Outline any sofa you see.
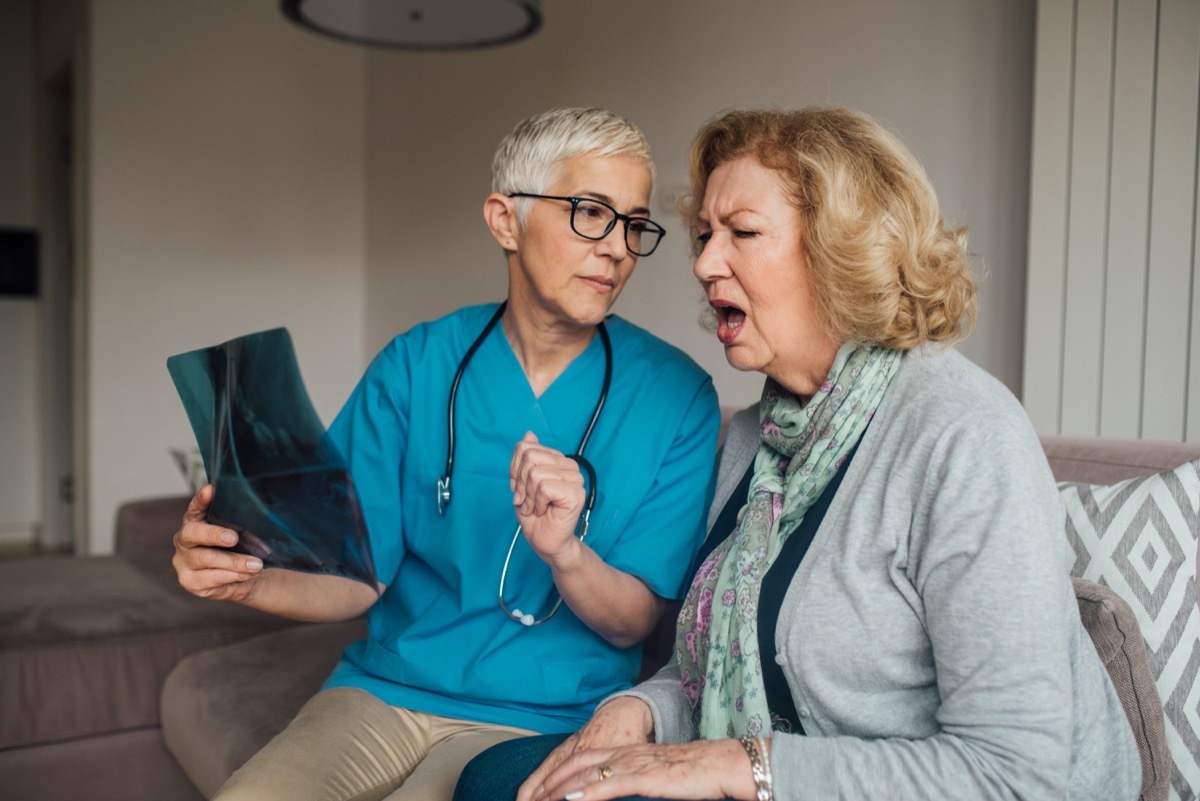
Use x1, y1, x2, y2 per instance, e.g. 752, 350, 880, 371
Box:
2, 434, 1198, 801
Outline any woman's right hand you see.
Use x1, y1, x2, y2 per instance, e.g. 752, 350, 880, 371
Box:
171, 484, 264, 603
517, 696, 655, 801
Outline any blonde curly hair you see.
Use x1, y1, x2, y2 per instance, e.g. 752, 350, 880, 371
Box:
684, 107, 977, 349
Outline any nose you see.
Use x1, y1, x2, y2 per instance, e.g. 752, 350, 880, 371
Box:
596, 221, 631, 261
692, 236, 728, 282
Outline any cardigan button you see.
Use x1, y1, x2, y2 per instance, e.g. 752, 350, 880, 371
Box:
774, 654, 785, 665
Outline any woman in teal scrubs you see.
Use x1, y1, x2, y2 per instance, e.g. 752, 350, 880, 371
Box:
171, 107, 720, 801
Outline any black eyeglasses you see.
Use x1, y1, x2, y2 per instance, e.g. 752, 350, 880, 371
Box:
509, 193, 666, 256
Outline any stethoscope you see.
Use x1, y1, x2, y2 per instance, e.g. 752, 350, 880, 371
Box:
437, 301, 612, 626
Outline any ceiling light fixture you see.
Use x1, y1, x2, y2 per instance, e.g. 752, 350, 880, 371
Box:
280, 0, 543, 50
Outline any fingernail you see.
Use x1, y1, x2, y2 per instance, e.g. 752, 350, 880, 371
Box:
246, 558, 263, 571
220, 531, 237, 546
565, 792, 585, 800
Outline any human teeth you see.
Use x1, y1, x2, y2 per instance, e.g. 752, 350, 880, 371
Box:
726, 309, 746, 328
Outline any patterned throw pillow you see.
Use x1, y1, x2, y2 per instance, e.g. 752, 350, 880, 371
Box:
1059, 459, 1200, 801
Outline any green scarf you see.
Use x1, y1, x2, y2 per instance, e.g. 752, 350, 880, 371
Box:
675, 343, 902, 738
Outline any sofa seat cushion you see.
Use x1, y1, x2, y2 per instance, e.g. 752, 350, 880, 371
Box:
161, 618, 366, 798
0, 555, 293, 749
0, 727, 204, 801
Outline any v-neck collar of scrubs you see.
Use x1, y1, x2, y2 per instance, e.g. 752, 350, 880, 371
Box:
477, 312, 609, 453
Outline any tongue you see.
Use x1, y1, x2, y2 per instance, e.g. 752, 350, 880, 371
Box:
717, 309, 746, 344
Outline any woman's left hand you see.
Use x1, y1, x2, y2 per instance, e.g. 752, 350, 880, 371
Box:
510, 432, 588, 568
534, 739, 759, 801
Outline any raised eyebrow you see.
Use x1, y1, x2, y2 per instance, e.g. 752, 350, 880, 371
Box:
578, 191, 651, 218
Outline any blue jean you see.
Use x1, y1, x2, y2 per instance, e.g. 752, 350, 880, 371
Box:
452, 733, 734, 801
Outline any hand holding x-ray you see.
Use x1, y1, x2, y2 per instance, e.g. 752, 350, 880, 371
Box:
167, 328, 376, 590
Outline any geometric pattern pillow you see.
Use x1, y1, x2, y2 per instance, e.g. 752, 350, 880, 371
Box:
1059, 459, 1200, 801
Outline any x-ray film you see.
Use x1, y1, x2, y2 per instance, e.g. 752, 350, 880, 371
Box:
167, 328, 376, 590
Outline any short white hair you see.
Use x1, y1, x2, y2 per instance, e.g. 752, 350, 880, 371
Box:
491, 107, 655, 224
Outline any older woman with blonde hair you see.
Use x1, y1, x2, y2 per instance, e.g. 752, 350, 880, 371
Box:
454, 106, 1141, 801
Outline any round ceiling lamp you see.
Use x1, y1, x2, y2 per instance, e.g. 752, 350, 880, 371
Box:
280, 0, 542, 50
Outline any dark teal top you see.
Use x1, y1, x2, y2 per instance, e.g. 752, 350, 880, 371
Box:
697, 440, 859, 734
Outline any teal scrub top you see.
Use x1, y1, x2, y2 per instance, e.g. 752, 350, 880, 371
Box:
322, 304, 720, 733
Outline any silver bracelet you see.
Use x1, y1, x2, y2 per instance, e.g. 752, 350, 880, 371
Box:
738, 735, 773, 801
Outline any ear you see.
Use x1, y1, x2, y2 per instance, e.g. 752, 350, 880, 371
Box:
483, 193, 520, 252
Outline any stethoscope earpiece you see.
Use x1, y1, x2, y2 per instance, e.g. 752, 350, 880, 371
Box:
438, 301, 612, 628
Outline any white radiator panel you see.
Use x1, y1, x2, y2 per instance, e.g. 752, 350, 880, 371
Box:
1025, 0, 1200, 441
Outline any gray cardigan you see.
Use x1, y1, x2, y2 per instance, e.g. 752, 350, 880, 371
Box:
623, 346, 1141, 800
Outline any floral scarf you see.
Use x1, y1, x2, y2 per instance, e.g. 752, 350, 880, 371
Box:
676, 343, 902, 738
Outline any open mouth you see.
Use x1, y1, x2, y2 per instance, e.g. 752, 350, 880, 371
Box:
710, 300, 746, 344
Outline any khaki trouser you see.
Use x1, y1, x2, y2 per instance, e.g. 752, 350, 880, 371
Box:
214, 687, 535, 801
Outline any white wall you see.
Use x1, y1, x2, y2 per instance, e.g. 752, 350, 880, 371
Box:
47, 0, 1037, 553
0, 0, 36, 225
86, 0, 368, 554
361, 0, 1036, 409
0, 0, 40, 545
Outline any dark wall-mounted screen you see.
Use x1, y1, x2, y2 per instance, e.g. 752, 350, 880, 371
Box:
0, 228, 39, 298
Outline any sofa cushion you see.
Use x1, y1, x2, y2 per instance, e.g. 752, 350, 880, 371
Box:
1058, 459, 1200, 801
1041, 436, 1200, 486
0, 727, 203, 801
161, 618, 367, 798
113, 493, 191, 575
0, 555, 292, 749
1073, 577, 1169, 801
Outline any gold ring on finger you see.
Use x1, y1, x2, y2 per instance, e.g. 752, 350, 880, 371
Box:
597, 765, 613, 782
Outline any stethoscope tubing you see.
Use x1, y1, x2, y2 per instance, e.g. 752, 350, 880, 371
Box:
438, 301, 611, 626
438, 303, 507, 515
498, 453, 597, 626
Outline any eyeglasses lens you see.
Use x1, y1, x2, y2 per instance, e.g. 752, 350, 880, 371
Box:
571, 199, 662, 256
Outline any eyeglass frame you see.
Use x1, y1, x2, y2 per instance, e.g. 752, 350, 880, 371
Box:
507, 192, 666, 256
